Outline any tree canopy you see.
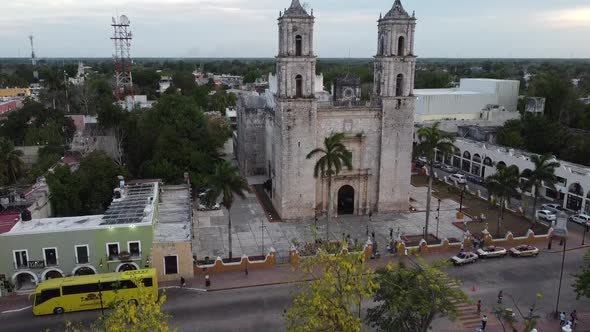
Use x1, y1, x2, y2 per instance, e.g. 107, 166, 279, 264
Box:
574, 251, 590, 300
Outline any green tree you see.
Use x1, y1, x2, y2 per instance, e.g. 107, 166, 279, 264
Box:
286, 251, 376, 332
415, 122, 456, 240
574, 251, 590, 300
366, 259, 467, 332
205, 161, 250, 259
496, 119, 525, 149
0, 138, 25, 185
520, 154, 560, 223
47, 165, 83, 216
306, 133, 352, 241
485, 164, 521, 236
492, 293, 543, 332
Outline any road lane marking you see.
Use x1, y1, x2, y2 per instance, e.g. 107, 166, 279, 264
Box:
1, 305, 31, 314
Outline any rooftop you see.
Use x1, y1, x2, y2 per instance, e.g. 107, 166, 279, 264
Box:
414, 89, 484, 96
282, 0, 311, 18
2, 181, 159, 236
154, 185, 191, 243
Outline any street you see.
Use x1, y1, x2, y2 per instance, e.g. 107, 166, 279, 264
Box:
1, 246, 588, 332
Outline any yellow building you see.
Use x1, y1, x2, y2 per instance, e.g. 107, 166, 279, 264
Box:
152, 184, 194, 282
0, 88, 31, 98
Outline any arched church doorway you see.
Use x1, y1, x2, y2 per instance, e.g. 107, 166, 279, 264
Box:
338, 185, 355, 215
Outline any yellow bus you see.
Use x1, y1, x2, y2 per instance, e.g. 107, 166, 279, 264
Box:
32, 269, 158, 316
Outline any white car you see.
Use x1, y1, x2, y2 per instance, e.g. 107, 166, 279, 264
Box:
441, 165, 455, 173
476, 246, 508, 258
569, 214, 590, 226
541, 203, 562, 212
450, 252, 478, 266
536, 210, 557, 221
198, 203, 220, 211
450, 174, 467, 184
509, 245, 539, 257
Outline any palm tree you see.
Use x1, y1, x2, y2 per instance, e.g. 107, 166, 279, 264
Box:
307, 133, 352, 241
415, 122, 456, 240
521, 154, 560, 223
0, 138, 24, 185
206, 161, 250, 260
485, 164, 521, 237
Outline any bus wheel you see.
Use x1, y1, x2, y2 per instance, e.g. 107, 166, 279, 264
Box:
54, 307, 64, 315
129, 299, 138, 306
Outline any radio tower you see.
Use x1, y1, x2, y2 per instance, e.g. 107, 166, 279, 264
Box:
29, 35, 39, 81
111, 15, 134, 101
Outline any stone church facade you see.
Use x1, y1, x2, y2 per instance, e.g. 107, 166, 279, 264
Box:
235, 0, 417, 221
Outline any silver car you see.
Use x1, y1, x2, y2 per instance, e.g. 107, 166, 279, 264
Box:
450, 252, 478, 266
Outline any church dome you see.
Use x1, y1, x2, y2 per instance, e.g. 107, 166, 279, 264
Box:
283, 0, 311, 18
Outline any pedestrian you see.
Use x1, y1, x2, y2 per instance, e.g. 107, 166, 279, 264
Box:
481, 315, 488, 330
244, 267, 249, 276
560, 311, 566, 326
497, 290, 503, 304
180, 276, 186, 288
371, 231, 375, 239
477, 300, 482, 314
571, 310, 578, 327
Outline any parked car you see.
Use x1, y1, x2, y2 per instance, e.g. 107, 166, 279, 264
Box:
541, 203, 562, 212
569, 214, 590, 226
536, 210, 557, 222
441, 165, 455, 173
450, 174, 467, 184
198, 203, 220, 211
467, 175, 484, 185
509, 245, 539, 257
476, 246, 507, 258
450, 252, 478, 266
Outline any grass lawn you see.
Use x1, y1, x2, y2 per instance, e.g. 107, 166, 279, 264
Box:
411, 175, 549, 238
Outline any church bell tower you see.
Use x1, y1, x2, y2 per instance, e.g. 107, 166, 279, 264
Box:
272, 0, 318, 220
374, 0, 417, 212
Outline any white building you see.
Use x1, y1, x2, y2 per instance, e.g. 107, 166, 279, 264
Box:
415, 78, 520, 123
158, 76, 172, 94
439, 138, 590, 214
117, 95, 155, 111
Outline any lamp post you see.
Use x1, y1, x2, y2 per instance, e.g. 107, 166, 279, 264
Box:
583, 224, 588, 246
436, 198, 442, 239
459, 184, 466, 213
553, 211, 569, 317
98, 280, 105, 317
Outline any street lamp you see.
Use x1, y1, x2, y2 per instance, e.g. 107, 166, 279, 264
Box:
98, 280, 105, 317
459, 184, 466, 213
553, 211, 569, 317
436, 198, 442, 239
583, 224, 588, 246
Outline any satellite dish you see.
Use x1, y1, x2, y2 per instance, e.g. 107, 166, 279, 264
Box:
119, 15, 130, 25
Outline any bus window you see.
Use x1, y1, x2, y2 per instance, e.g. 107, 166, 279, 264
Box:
35, 289, 61, 305
142, 278, 153, 287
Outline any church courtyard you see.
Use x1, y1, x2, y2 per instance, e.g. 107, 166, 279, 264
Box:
192, 186, 469, 262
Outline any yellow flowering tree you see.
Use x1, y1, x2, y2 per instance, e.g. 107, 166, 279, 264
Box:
100, 279, 173, 332
286, 250, 377, 332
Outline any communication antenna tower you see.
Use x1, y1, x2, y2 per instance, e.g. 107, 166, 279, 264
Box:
111, 15, 134, 101
29, 35, 39, 80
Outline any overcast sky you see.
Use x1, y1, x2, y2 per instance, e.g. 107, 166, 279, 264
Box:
2, 0, 590, 58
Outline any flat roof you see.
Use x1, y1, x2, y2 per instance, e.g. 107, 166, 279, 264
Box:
2, 181, 159, 236
414, 89, 484, 96
154, 185, 191, 243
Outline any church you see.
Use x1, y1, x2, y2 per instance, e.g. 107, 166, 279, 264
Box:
235, 0, 417, 221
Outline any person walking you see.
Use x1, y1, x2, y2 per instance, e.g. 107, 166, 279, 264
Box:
477, 300, 482, 314
497, 290, 503, 304
481, 315, 488, 330
571, 310, 578, 327
180, 276, 186, 288
244, 267, 249, 276
560, 311, 566, 326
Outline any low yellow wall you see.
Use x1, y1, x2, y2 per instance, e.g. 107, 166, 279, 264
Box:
194, 251, 276, 275
152, 241, 194, 282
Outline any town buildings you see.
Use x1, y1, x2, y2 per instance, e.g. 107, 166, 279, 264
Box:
0, 180, 194, 292
235, 0, 416, 220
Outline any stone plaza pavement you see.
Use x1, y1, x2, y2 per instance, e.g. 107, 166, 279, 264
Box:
193, 186, 468, 261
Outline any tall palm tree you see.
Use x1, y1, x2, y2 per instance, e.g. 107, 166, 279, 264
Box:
307, 133, 352, 241
206, 161, 250, 260
521, 154, 560, 223
0, 138, 24, 185
415, 122, 456, 240
485, 164, 521, 237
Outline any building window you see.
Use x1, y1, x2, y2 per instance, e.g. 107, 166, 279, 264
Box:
43, 248, 58, 266
164, 256, 178, 275
295, 35, 302, 56
75, 245, 89, 264
379, 35, 385, 55
398, 36, 405, 56
295, 75, 303, 98
13, 250, 28, 269
107, 243, 120, 261
396, 74, 404, 97
128, 241, 141, 258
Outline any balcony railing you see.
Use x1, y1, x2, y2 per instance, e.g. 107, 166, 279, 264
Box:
108, 251, 142, 262
76, 256, 89, 264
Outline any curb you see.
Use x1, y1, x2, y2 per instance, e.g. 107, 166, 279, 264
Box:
206, 278, 314, 292
542, 244, 590, 254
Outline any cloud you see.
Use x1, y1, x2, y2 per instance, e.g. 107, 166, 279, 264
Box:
536, 6, 590, 28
